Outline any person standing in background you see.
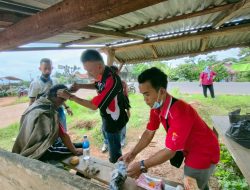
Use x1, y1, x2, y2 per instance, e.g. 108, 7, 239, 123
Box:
199, 66, 216, 98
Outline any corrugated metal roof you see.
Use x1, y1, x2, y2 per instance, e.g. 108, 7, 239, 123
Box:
1, 0, 250, 64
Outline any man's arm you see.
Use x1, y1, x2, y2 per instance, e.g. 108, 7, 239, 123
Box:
60, 132, 82, 155
119, 129, 155, 164
131, 129, 155, 156
70, 95, 98, 110
144, 148, 175, 168
127, 148, 176, 178
70, 83, 96, 92
29, 98, 36, 106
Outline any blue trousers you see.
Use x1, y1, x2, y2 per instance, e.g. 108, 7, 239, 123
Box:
101, 119, 123, 163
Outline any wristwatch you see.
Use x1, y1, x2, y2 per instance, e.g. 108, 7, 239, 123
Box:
140, 160, 147, 173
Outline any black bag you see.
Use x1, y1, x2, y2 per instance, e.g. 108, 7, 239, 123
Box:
226, 109, 250, 149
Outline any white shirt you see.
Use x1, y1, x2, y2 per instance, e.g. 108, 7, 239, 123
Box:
28, 77, 56, 99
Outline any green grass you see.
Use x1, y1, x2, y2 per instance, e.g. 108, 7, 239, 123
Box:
14, 96, 29, 104
0, 123, 19, 151
232, 63, 250, 72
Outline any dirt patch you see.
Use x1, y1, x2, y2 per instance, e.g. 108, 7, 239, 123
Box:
69, 120, 98, 130
0, 97, 18, 107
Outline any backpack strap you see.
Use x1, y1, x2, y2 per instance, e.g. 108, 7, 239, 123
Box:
165, 97, 184, 168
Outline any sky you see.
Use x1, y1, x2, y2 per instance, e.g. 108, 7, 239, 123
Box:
0, 47, 240, 81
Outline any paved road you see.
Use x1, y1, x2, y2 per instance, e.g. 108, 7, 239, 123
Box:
132, 82, 250, 95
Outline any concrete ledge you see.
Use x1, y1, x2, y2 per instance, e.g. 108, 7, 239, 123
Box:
0, 149, 105, 190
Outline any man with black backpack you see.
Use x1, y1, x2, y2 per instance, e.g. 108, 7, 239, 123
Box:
57, 50, 129, 163
119, 67, 220, 190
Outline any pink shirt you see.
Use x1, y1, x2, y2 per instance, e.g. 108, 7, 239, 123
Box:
200, 71, 216, 85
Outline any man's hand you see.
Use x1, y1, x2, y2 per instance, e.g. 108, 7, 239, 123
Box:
66, 107, 73, 116
57, 89, 72, 100
75, 148, 83, 156
118, 151, 136, 164
69, 83, 80, 93
127, 161, 142, 179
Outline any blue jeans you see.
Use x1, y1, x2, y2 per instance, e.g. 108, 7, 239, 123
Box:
104, 130, 122, 163
102, 125, 126, 145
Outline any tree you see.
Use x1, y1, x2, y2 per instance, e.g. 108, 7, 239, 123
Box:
55, 65, 80, 84
212, 64, 229, 82
238, 47, 250, 57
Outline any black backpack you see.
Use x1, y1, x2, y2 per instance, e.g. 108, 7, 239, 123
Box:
226, 109, 250, 149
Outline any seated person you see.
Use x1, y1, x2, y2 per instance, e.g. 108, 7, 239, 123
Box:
12, 84, 82, 161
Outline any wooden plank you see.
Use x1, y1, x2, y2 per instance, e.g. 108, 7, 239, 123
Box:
7, 46, 104, 51
213, 0, 250, 28
61, 36, 100, 47
0, 0, 166, 51
200, 37, 208, 52
212, 116, 250, 186
62, 156, 181, 190
81, 27, 144, 40
150, 45, 158, 58
114, 23, 250, 52
107, 48, 115, 66
121, 3, 238, 32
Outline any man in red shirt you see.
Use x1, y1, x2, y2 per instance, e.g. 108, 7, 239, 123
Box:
199, 66, 216, 98
120, 67, 220, 190
57, 50, 129, 163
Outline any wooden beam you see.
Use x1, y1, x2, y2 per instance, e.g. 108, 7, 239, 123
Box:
121, 43, 250, 64
114, 23, 250, 52
213, 0, 250, 28
107, 48, 115, 66
61, 36, 100, 47
0, 0, 166, 51
150, 45, 158, 58
6, 46, 104, 51
118, 63, 124, 73
115, 56, 125, 65
121, 3, 238, 32
81, 27, 144, 40
200, 37, 208, 52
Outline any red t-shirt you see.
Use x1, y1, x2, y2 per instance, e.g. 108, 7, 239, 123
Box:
147, 95, 220, 169
58, 123, 66, 138
200, 71, 216, 85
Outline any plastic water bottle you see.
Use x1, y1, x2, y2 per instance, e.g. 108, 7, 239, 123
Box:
82, 135, 90, 160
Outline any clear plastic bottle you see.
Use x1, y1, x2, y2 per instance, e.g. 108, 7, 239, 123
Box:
82, 135, 90, 160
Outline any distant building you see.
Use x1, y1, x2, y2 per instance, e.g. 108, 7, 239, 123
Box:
74, 72, 91, 84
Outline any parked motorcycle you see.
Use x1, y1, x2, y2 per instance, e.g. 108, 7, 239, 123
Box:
128, 83, 136, 94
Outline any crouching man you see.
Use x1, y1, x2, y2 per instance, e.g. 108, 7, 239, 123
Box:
12, 84, 82, 161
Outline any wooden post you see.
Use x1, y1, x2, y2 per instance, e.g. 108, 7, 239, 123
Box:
107, 48, 115, 66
